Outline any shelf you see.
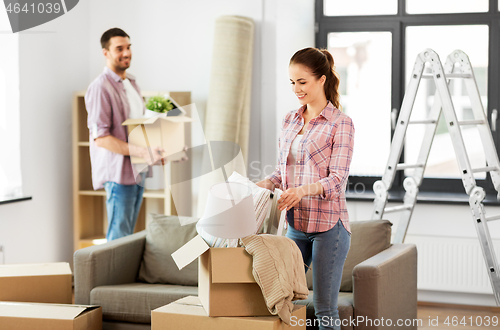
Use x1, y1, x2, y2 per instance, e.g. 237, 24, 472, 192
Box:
78, 236, 107, 249
79, 190, 106, 196
80, 235, 107, 242
143, 190, 166, 198
73, 91, 190, 251
79, 189, 165, 198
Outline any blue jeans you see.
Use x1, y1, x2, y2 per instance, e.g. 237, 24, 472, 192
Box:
286, 218, 351, 330
103, 175, 145, 241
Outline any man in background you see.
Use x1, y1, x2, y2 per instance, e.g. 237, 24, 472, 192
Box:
85, 28, 165, 241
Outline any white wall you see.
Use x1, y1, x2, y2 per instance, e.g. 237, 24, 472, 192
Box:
348, 201, 500, 239
0, 1, 91, 264
348, 200, 500, 306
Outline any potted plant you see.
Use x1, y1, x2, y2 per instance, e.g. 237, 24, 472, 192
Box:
144, 94, 174, 118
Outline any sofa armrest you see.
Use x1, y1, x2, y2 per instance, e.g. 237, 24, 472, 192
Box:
74, 231, 147, 305
352, 243, 417, 330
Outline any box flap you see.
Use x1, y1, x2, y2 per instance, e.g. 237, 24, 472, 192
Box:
0, 262, 72, 277
161, 116, 193, 123
122, 116, 161, 126
153, 296, 205, 316
171, 235, 209, 270
210, 248, 255, 283
122, 114, 193, 126
0, 302, 98, 320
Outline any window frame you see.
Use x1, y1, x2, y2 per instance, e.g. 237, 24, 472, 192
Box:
316, 0, 500, 202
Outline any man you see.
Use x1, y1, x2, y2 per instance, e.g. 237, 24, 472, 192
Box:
85, 28, 165, 241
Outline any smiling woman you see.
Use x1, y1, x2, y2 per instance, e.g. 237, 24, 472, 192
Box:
258, 47, 355, 330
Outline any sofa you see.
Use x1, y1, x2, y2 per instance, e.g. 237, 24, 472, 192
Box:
74, 218, 417, 330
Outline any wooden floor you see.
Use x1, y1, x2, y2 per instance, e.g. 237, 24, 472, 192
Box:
417, 303, 500, 329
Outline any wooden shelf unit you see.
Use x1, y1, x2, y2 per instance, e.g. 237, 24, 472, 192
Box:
72, 91, 192, 251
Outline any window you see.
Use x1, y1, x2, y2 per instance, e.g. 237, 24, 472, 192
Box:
0, 9, 22, 201
316, 0, 500, 198
327, 32, 392, 176
324, 0, 398, 16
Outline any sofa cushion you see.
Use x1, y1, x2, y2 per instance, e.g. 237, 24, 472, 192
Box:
340, 220, 392, 292
90, 283, 198, 323
137, 214, 198, 286
91, 283, 198, 323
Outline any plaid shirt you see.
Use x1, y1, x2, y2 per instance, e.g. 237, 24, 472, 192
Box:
267, 101, 355, 233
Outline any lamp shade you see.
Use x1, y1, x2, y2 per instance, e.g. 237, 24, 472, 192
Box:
197, 182, 256, 239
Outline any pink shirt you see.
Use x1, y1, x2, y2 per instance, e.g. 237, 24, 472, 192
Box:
85, 67, 145, 190
267, 102, 355, 233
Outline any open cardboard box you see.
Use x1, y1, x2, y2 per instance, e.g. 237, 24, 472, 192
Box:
0, 302, 102, 330
152, 296, 305, 330
122, 98, 193, 164
0, 262, 72, 304
172, 235, 270, 317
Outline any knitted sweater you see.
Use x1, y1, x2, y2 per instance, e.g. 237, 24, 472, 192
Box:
240, 234, 309, 324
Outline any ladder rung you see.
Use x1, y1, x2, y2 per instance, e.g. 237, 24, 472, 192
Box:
422, 73, 472, 79
458, 120, 486, 125
486, 214, 500, 222
409, 119, 437, 124
396, 163, 425, 170
384, 205, 413, 213
471, 166, 500, 173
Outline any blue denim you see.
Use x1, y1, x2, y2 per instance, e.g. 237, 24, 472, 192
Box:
286, 217, 351, 330
103, 174, 145, 241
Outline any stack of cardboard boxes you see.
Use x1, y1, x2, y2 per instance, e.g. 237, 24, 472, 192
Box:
153, 235, 306, 329
0, 262, 102, 329
0, 244, 305, 329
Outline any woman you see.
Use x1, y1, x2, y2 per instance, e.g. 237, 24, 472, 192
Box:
257, 47, 354, 330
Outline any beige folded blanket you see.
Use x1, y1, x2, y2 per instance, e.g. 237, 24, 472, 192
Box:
240, 234, 309, 324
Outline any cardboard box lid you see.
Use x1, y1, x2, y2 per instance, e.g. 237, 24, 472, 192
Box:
172, 236, 255, 283
0, 263, 72, 277
122, 114, 193, 126
0, 302, 99, 320
153, 296, 206, 316
210, 248, 255, 283
171, 235, 209, 270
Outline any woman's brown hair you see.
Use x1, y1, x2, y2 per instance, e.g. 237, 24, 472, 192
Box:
289, 47, 341, 109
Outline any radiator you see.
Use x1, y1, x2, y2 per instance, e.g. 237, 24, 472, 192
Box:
404, 235, 500, 294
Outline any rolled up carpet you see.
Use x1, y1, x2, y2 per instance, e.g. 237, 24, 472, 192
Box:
197, 15, 255, 216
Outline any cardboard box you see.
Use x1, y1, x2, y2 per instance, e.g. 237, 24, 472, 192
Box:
0, 262, 72, 304
122, 111, 192, 164
152, 296, 305, 330
0, 302, 102, 330
171, 235, 270, 317
199, 247, 271, 317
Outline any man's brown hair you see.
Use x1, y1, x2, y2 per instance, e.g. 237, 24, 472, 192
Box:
100, 28, 130, 50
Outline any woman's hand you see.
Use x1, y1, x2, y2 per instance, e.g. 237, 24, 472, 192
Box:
278, 187, 304, 211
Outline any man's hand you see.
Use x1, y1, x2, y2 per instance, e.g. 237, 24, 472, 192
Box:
94, 136, 168, 166
277, 187, 304, 211
140, 146, 167, 166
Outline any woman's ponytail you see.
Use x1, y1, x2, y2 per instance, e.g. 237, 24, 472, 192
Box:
319, 49, 341, 109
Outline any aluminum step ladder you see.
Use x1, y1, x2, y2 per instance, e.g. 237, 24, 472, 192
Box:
371, 49, 500, 305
